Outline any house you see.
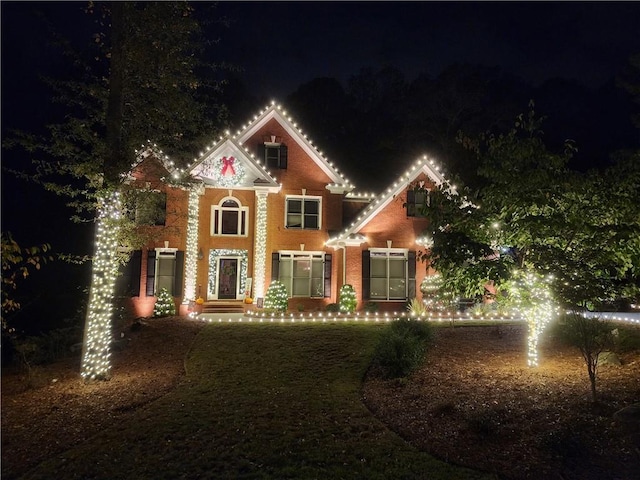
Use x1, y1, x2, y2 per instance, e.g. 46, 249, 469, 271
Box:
118, 102, 450, 317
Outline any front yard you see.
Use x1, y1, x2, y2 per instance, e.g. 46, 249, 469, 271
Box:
2, 317, 638, 479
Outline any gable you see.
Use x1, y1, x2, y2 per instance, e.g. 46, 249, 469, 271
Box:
327, 156, 448, 246
236, 103, 354, 193
188, 138, 280, 191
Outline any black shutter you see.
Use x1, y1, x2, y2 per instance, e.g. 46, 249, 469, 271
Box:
258, 143, 266, 162
129, 250, 142, 296
146, 250, 156, 296
406, 189, 415, 217
279, 145, 288, 169
174, 250, 184, 297
362, 250, 370, 300
408, 250, 416, 299
324, 253, 332, 298
271, 252, 280, 282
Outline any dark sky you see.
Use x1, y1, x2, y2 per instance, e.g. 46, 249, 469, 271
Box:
212, 1, 640, 97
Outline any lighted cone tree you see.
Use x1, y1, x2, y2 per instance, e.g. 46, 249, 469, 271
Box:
264, 281, 288, 312
153, 288, 177, 317
339, 284, 357, 313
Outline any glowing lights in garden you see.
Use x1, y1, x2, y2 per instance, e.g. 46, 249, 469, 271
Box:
504, 269, 556, 367
338, 284, 357, 313
153, 287, 176, 317
81, 192, 123, 381
264, 281, 288, 311
183, 187, 200, 303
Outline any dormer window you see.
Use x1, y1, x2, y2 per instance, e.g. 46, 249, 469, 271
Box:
258, 140, 288, 170
406, 188, 429, 218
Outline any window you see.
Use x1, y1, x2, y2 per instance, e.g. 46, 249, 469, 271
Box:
285, 196, 321, 230
212, 197, 248, 236
146, 249, 184, 297
362, 249, 416, 301
258, 143, 288, 170
273, 252, 331, 298
406, 189, 429, 218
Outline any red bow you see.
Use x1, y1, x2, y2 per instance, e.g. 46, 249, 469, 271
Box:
221, 156, 236, 176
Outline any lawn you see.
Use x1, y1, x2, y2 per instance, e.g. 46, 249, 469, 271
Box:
16, 322, 493, 479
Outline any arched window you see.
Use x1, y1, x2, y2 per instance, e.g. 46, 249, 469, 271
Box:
211, 197, 248, 236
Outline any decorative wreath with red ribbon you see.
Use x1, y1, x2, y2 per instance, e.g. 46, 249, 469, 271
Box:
206, 155, 246, 187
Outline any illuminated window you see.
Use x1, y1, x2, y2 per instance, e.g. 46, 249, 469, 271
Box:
285, 196, 321, 229
406, 189, 429, 217
272, 251, 332, 298
211, 197, 248, 236
362, 249, 416, 301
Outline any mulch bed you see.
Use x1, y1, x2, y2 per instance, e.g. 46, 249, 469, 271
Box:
363, 324, 640, 480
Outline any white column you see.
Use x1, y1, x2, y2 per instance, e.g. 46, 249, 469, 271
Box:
253, 191, 269, 299
183, 185, 202, 302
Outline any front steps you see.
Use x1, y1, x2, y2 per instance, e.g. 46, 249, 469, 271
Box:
202, 300, 245, 314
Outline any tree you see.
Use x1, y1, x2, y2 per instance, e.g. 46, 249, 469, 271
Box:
562, 313, 614, 401
420, 106, 640, 365
1, 232, 53, 330
5, 2, 231, 380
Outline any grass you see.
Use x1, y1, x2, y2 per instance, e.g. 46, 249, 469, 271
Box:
21, 323, 493, 479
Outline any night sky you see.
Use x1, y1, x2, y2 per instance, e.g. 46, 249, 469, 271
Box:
1, 2, 639, 329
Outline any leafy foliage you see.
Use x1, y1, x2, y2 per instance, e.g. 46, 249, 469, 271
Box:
420, 105, 640, 309
372, 319, 433, 378
1, 232, 53, 325
338, 284, 357, 313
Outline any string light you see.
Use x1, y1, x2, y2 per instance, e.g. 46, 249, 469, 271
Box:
183, 187, 200, 303
253, 192, 268, 299
207, 249, 249, 299
81, 192, 122, 381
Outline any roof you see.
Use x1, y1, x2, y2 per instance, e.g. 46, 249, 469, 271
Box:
326, 155, 452, 246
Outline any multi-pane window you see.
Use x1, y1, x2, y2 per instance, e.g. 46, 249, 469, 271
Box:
278, 252, 325, 297
369, 250, 408, 300
285, 196, 321, 229
212, 198, 248, 236
406, 189, 429, 217
259, 143, 288, 170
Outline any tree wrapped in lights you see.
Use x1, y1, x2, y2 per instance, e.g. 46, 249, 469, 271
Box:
501, 269, 555, 367
339, 284, 357, 313
153, 288, 176, 317
264, 281, 288, 312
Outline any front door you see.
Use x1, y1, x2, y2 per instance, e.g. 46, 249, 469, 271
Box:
218, 258, 238, 299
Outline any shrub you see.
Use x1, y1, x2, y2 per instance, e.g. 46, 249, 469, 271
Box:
363, 301, 379, 313
406, 297, 428, 316
338, 284, 357, 313
372, 318, 433, 378
325, 303, 340, 312
264, 281, 288, 312
153, 288, 176, 317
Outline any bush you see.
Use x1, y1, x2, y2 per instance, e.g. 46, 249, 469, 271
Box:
325, 303, 340, 312
372, 319, 433, 378
153, 288, 176, 317
338, 284, 357, 313
406, 297, 428, 316
363, 301, 379, 313
264, 281, 288, 312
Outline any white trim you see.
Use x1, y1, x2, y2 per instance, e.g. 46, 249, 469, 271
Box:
213, 256, 243, 300
368, 248, 409, 301
211, 196, 249, 237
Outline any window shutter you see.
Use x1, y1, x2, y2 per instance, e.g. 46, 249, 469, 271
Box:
174, 250, 185, 297
362, 250, 370, 300
271, 252, 280, 282
408, 250, 416, 299
279, 145, 288, 169
258, 143, 266, 162
129, 250, 142, 296
324, 253, 332, 298
146, 250, 156, 296
406, 189, 415, 217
